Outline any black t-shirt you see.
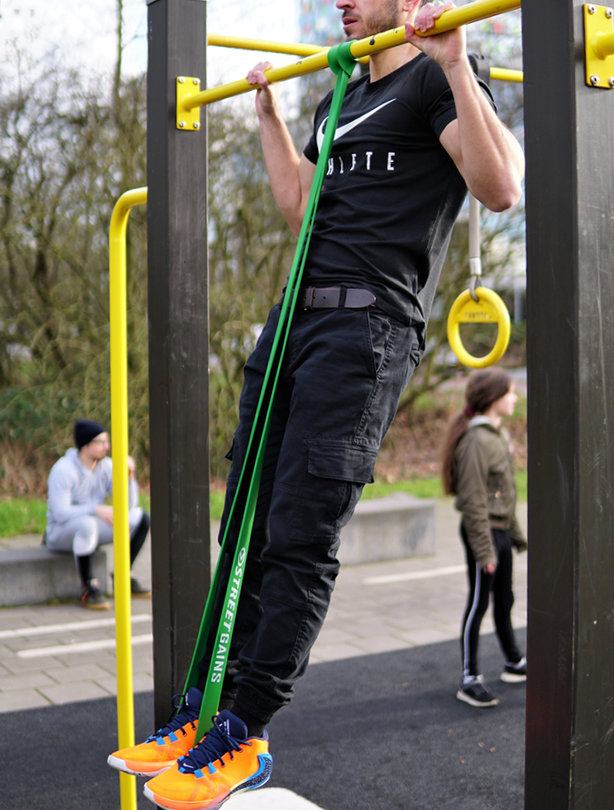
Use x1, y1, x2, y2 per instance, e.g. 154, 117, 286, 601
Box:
303, 53, 493, 343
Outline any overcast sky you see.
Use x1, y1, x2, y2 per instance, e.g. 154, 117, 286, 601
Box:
1, 0, 302, 86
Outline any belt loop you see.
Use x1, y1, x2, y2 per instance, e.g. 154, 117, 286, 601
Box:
338, 287, 347, 308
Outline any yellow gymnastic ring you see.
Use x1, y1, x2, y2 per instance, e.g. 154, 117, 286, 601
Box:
447, 286, 511, 369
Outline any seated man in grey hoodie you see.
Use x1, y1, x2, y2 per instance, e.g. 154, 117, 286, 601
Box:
45, 418, 150, 609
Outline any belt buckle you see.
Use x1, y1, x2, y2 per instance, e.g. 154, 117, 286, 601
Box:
304, 288, 315, 310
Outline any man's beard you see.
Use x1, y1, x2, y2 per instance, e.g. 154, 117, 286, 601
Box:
363, 0, 403, 37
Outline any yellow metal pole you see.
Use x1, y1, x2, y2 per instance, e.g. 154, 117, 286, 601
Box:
189, 50, 330, 107
108, 186, 148, 810
208, 33, 327, 58
190, 0, 521, 108
593, 30, 614, 60
490, 66, 523, 82
207, 33, 522, 79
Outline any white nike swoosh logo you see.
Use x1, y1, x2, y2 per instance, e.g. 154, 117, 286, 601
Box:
316, 98, 397, 151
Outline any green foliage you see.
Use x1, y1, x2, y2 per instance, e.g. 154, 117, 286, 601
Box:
365, 470, 527, 503
0, 491, 150, 538
0, 18, 526, 497
0, 470, 528, 537
207, 98, 301, 476
515, 469, 527, 501
396, 12, 526, 414
0, 498, 47, 538
366, 477, 444, 500
211, 471, 528, 522
210, 489, 226, 522
0, 50, 149, 491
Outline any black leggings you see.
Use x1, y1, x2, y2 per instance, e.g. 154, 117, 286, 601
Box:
460, 524, 521, 678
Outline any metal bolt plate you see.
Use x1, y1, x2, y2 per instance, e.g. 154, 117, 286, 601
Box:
176, 76, 202, 131
584, 4, 614, 88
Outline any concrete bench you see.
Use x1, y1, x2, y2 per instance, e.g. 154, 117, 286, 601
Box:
338, 492, 436, 565
211, 493, 436, 566
0, 493, 434, 607
0, 543, 107, 607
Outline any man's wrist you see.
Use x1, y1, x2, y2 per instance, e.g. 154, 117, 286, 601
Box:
441, 53, 473, 83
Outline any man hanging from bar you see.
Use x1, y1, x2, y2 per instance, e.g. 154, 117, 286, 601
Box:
108, 1, 524, 807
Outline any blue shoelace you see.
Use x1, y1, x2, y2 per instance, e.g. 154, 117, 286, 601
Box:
146, 691, 200, 742
178, 713, 245, 774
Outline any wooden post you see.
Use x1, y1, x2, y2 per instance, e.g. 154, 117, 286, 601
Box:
146, 0, 210, 725
523, 1, 614, 805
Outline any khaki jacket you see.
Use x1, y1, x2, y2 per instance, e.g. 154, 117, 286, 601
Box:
453, 417, 527, 567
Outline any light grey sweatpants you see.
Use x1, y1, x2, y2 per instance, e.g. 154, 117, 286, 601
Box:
46, 508, 144, 557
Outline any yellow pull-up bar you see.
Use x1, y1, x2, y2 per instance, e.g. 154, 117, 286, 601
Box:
490, 66, 523, 82
207, 34, 346, 60
187, 0, 521, 110
207, 33, 523, 83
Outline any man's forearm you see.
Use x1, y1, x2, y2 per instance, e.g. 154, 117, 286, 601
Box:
406, 2, 524, 213
257, 110, 305, 234
443, 58, 524, 211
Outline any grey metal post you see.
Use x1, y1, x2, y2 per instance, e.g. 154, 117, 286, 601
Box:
523, 1, 614, 805
146, 0, 210, 726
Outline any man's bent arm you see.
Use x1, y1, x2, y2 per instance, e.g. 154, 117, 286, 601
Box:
248, 63, 316, 234
406, 2, 524, 212
438, 60, 524, 212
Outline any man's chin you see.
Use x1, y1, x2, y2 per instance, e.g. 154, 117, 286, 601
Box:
341, 19, 363, 40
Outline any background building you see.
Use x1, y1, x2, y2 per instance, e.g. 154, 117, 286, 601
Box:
299, 0, 343, 46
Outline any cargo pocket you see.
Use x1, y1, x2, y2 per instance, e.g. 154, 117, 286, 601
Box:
306, 440, 378, 533
308, 440, 377, 485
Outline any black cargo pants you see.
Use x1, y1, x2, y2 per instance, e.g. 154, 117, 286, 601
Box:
199, 300, 420, 725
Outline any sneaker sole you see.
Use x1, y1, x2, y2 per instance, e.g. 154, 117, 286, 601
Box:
143, 783, 228, 810
456, 689, 499, 708
107, 754, 175, 778
142, 753, 273, 810
82, 601, 111, 610
500, 672, 527, 684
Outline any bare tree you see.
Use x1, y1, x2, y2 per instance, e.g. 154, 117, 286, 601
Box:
0, 47, 147, 488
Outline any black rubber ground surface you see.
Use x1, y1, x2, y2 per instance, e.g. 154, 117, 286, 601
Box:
1, 631, 525, 809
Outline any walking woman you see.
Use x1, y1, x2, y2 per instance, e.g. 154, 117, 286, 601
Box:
442, 369, 527, 707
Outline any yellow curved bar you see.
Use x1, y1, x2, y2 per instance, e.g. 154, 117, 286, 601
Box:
208, 33, 328, 58
447, 286, 511, 368
490, 66, 523, 82
190, 0, 521, 108
186, 50, 330, 107
207, 34, 372, 64
207, 33, 522, 80
109, 186, 148, 810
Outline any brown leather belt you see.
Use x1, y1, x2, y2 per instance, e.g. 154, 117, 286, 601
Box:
299, 286, 376, 310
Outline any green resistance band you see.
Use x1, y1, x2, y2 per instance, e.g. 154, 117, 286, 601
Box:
183, 42, 357, 742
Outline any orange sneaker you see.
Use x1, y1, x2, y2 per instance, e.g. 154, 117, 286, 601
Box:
107, 687, 203, 777
143, 710, 273, 809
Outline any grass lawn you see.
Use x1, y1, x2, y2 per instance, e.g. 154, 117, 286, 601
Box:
0, 470, 527, 538
0, 498, 48, 538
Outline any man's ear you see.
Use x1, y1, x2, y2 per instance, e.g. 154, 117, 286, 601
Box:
401, 0, 421, 16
